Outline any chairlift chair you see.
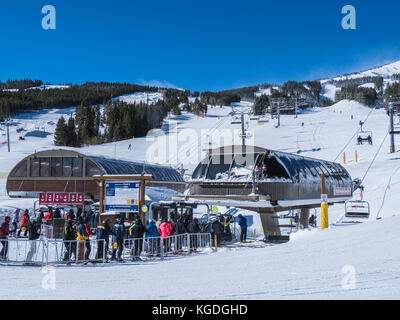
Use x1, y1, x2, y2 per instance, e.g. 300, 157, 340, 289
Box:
231, 116, 242, 125
345, 200, 371, 219
257, 116, 269, 124
357, 131, 373, 145
249, 114, 260, 121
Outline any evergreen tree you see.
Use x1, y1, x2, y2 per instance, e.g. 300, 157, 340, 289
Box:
54, 116, 67, 146
66, 117, 77, 147
253, 95, 269, 115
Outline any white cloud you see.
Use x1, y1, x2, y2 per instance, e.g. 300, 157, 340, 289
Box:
138, 79, 178, 89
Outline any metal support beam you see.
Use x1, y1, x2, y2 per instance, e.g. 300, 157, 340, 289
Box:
259, 212, 282, 238
299, 208, 310, 229
390, 106, 396, 153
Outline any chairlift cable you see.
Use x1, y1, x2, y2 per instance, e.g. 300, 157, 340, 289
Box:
361, 132, 389, 184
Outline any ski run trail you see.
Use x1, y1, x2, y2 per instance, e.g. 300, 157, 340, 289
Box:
0, 94, 400, 300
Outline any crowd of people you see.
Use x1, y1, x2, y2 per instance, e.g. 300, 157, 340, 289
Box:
0, 209, 42, 261
106, 215, 204, 262
0, 206, 249, 263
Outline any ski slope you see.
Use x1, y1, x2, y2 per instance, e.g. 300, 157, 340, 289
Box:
0, 96, 400, 299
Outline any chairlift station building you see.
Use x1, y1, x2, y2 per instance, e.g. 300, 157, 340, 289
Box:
177, 145, 354, 238
6, 149, 186, 201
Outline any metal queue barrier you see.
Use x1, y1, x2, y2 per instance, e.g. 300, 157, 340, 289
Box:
0, 233, 212, 266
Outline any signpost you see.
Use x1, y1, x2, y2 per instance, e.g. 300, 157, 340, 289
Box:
93, 174, 153, 225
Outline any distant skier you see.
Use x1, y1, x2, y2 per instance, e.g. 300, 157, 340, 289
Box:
238, 214, 248, 243
128, 144, 132, 150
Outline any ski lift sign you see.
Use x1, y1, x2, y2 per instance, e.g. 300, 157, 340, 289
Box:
39, 193, 85, 206
105, 182, 140, 212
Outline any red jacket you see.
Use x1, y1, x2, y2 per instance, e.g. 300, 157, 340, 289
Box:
20, 212, 29, 227
159, 222, 172, 238
45, 211, 52, 223
0, 222, 10, 238
85, 223, 95, 237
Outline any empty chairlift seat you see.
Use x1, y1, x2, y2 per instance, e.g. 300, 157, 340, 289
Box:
345, 201, 371, 219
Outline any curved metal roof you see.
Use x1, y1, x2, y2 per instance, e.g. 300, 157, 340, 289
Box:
10, 149, 184, 183
195, 145, 352, 182
90, 156, 185, 182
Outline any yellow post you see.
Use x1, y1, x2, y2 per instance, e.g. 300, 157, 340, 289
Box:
254, 229, 256, 242
343, 152, 346, 165
214, 234, 218, 251
355, 150, 358, 163
321, 174, 329, 230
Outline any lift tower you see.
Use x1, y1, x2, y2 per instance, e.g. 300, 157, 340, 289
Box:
388, 101, 400, 154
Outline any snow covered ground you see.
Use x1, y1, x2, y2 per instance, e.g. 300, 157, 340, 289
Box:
1, 216, 399, 300
1, 93, 400, 299
321, 60, 400, 83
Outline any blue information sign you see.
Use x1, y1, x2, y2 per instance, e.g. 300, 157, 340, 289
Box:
105, 182, 140, 212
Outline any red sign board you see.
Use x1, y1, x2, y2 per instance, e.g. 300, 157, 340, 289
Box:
39, 193, 85, 206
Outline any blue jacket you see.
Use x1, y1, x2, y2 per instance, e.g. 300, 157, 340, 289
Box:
238, 216, 248, 229
97, 224, 110, 240
146, 221, 160, 239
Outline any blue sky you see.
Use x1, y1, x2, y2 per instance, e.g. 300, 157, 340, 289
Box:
0, 0, 400, 91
